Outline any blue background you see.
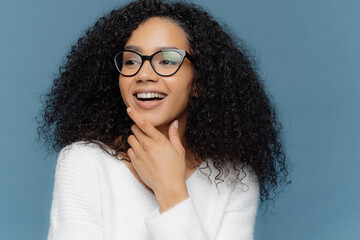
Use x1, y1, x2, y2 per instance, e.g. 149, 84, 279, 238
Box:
1, 0, 359, 239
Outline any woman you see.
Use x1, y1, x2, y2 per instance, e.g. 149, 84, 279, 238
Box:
38, 0, 289, 239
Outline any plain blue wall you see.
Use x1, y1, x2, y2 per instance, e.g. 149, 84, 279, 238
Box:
1, 0, 359, 239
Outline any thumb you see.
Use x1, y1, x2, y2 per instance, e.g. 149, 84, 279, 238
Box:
168, 120, 183, 153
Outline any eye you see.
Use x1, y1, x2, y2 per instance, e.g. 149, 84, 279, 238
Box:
160, 59, 177, 65
124, 59, 140, 66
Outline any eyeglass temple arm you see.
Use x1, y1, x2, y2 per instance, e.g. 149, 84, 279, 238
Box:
185, 51, 194, 63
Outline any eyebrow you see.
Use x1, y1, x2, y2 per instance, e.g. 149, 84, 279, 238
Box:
124, 45, 180, 52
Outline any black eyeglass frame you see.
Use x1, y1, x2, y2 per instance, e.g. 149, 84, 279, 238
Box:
114, 48, 194, 77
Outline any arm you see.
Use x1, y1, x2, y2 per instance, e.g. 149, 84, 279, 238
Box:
154, 181, 190, 214
145, 173, 260, 240
47, 144, 103, 240
144, 196, 209, 240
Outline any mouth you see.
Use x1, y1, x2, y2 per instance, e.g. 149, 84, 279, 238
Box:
133, 91, 167, 101
132, 91, 168, 110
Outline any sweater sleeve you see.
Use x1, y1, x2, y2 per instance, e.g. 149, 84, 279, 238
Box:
144, 173, 260, 240
47, 144, 104, 240
145, 196, 209, 239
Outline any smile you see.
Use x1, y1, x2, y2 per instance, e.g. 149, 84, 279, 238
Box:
135, 92, 167, 100
132, 92, 167, 110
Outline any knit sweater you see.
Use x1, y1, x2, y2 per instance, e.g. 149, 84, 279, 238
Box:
47, 141, 259, 240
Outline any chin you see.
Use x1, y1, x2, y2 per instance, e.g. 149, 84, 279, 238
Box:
141, 112, 171, 128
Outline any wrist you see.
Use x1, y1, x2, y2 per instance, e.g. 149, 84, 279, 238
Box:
155, 183, 189, 214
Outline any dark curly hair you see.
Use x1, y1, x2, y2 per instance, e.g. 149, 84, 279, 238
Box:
37, 0, 290, 205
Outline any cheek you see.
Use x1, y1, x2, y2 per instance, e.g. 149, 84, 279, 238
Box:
175, 69, 194, 93
118, 79, 129, 104
172, 79, 193, 106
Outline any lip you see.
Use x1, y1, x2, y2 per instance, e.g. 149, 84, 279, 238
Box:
133, 95, 167, 110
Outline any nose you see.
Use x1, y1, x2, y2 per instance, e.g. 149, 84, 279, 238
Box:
135, 59, 159, 82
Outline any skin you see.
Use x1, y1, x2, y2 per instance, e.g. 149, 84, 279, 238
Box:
118, 17, 201, 213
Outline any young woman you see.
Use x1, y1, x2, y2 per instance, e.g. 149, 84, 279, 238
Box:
38, 0, 289, 239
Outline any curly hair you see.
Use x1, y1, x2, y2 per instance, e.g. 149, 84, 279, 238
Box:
37, 0, 290, 205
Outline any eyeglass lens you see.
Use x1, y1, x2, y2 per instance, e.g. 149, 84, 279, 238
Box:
116, 50, 183, 76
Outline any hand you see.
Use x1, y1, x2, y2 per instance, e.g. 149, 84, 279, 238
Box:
126, 107, 187, 194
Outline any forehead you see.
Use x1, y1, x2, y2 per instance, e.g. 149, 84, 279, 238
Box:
125, 17, 190, 53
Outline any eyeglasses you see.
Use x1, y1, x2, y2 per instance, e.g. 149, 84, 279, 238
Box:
114, 49, 194, 77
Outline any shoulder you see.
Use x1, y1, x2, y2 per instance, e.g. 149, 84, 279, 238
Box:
59, 140, 112, 156
201, 159, 259, 199
56, 141, 115, 171
227, 163, 260, 212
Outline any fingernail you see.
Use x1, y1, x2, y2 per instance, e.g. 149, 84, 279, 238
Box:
174, 120, 178, 129
127, 107, 131, 113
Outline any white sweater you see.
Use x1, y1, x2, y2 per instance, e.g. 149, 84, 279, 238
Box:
47, 141, 259, 240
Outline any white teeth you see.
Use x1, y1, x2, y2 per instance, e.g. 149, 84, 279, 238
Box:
136, 92, 166, 99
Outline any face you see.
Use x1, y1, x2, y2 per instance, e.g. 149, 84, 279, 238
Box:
119, 17, 194, 129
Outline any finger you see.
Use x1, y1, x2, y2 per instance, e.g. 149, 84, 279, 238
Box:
127, 148, 138, 169
131, 124, 149, 146
127, 134, 144, 158
126, 107, 160, 139
168, 120, 184, 155
127, 148, 136, 161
